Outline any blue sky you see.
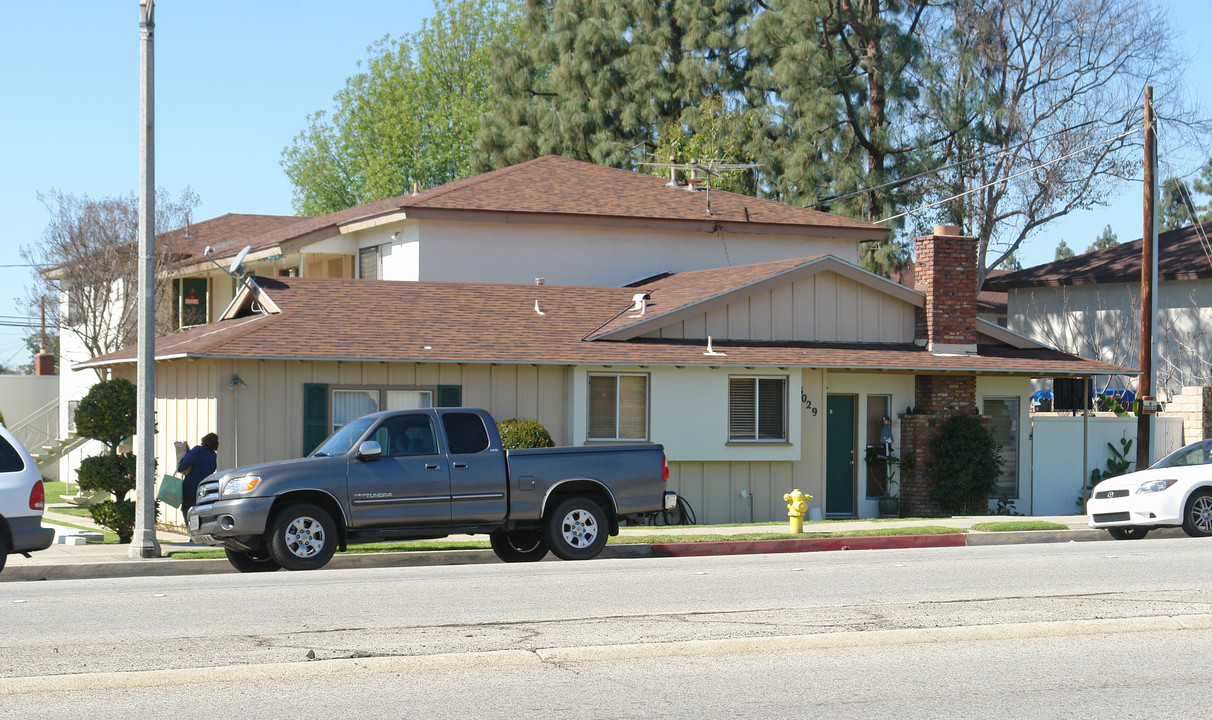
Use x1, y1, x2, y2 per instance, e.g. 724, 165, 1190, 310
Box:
1, 0, 1209, 369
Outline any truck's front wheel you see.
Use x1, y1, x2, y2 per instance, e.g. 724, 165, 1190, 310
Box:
490, 530, 549, 562
268, 503, 337, 571
544, 497, 608, 560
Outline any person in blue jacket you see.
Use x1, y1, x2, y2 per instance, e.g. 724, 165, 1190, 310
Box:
178, 433, 219, 515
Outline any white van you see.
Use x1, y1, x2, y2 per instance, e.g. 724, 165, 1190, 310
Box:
0, 425, 54, 573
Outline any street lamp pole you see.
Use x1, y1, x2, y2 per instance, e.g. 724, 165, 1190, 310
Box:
130, 0, 160, 559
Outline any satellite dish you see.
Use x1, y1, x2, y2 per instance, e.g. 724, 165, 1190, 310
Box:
229, 246, 251, 277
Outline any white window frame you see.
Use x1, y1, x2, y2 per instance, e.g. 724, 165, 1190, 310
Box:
587, 373, 649, 441
331, 385, 434, 432
728, 376, 788, 442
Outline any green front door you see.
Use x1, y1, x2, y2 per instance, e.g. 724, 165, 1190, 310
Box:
826, 394, 857, 517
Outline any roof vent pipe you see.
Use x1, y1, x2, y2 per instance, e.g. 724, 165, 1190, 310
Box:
535, 277, 545, 285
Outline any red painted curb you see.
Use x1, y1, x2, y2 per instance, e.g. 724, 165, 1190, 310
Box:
648, 533, 967, 558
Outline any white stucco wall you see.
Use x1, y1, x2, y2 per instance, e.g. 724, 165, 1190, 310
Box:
1029, 414, 1183, 515
1009, 280, 1212, 399
400, 219, 860, 287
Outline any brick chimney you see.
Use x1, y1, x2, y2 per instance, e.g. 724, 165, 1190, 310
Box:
34, 349, 56, 375
914, 225, 978, 355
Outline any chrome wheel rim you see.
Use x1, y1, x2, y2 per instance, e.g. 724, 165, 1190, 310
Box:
1192, 496, 1212, 534
284, 516, 326, 558
560, 508, 599, 549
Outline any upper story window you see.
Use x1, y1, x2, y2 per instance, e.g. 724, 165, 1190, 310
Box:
729, 376, 787, 441
588, 373, 648, 441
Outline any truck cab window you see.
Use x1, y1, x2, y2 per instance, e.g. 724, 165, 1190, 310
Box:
442, 413, 490, 454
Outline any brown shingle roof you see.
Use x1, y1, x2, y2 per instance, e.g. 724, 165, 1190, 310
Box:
80, 275, 1128, 377
162, 213, 301, 269
984, 221, 1212, 290
205, 156, 889, 263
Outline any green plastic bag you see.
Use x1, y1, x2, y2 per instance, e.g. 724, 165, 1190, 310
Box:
157, 474, 184, 508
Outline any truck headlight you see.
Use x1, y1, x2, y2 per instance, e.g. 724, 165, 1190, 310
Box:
222, 476, 262, 497
1136, 479, 1177, 494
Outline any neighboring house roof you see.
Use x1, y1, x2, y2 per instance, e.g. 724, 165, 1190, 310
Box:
984, 221, 1212, 290
196, 155, 890, 267
80, 266, 1128, 378
162, 213, 301, 270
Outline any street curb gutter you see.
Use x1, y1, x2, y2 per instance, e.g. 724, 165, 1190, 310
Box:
1, 530, 1126, 583
0, 544, 655, 583
649, 533, 967, 557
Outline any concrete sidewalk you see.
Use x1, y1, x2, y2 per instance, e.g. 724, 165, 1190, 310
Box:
1, 511, 1122, 584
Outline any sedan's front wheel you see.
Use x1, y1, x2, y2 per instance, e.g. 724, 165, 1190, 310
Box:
1182, 489, 1212, 538
268, 503, 337, 570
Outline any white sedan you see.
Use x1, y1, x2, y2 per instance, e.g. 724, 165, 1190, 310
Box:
1088, 439, 1212, 540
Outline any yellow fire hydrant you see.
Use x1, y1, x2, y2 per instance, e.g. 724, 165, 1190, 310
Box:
783, 489, 813, 534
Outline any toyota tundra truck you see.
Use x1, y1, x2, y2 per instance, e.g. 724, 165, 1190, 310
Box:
187, 408, 675, 572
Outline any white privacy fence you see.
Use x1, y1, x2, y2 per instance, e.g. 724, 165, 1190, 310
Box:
1028, 414, 1184, 516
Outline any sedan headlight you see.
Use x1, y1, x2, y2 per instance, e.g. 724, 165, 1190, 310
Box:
1135, 479, 1177, 494
222, 475, 262, 497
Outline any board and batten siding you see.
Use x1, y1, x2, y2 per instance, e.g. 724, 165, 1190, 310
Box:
124, 359, 568, 526
642, 271, 915, 343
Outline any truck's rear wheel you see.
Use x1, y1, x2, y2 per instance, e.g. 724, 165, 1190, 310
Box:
490, 530, 549, 562
225, 548, 281, 573
544, 497, 608, 560
268, 503, 337, 571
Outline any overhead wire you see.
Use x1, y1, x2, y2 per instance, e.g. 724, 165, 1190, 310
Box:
877, 127, 1141, 225
813, 118, 1104, 210
1154, 120, 1212, 269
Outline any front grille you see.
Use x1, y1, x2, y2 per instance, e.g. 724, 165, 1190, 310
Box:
199, 514, 219, 527
197, 480, 220, 505
1092, 512, 1131, 523
1095, 489, 1130, 499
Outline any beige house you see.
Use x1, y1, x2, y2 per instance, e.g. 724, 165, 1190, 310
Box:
82, 229, 1125, 524
55, 156, 887, 489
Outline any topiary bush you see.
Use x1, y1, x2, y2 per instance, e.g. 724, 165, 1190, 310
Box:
497, 418, 554, 449
75, 378, 137, 450
74, 378, 141, 542
928, 415, 1004, 514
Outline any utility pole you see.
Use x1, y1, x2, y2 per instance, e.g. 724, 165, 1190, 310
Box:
130, 0, 160, 559
1137, 86, 1157, 472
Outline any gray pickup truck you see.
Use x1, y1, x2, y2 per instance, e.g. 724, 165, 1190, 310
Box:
187, 408, 675, 572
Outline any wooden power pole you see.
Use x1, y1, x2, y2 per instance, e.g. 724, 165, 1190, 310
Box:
1137, 86, 1157, 470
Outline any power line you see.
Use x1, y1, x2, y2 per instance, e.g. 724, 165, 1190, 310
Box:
813, 118, 1105, 209
877, 128, 1141, 225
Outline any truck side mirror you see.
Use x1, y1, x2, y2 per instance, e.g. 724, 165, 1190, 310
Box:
356, 440, 383, 461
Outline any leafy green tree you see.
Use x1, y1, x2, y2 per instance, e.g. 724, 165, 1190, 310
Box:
1087, 224, 1118, 253
1054, 239, 1075, 261
283, 0, 525, 215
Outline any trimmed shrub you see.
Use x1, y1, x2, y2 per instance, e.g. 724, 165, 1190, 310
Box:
75, 378, 137, 452
497, 418, 554, 449
928, 415, 1004, 514
75, 378, 141, 541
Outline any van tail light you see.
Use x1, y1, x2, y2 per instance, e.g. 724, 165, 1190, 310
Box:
29, 480, 45, 511
662, 455, 669, 483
